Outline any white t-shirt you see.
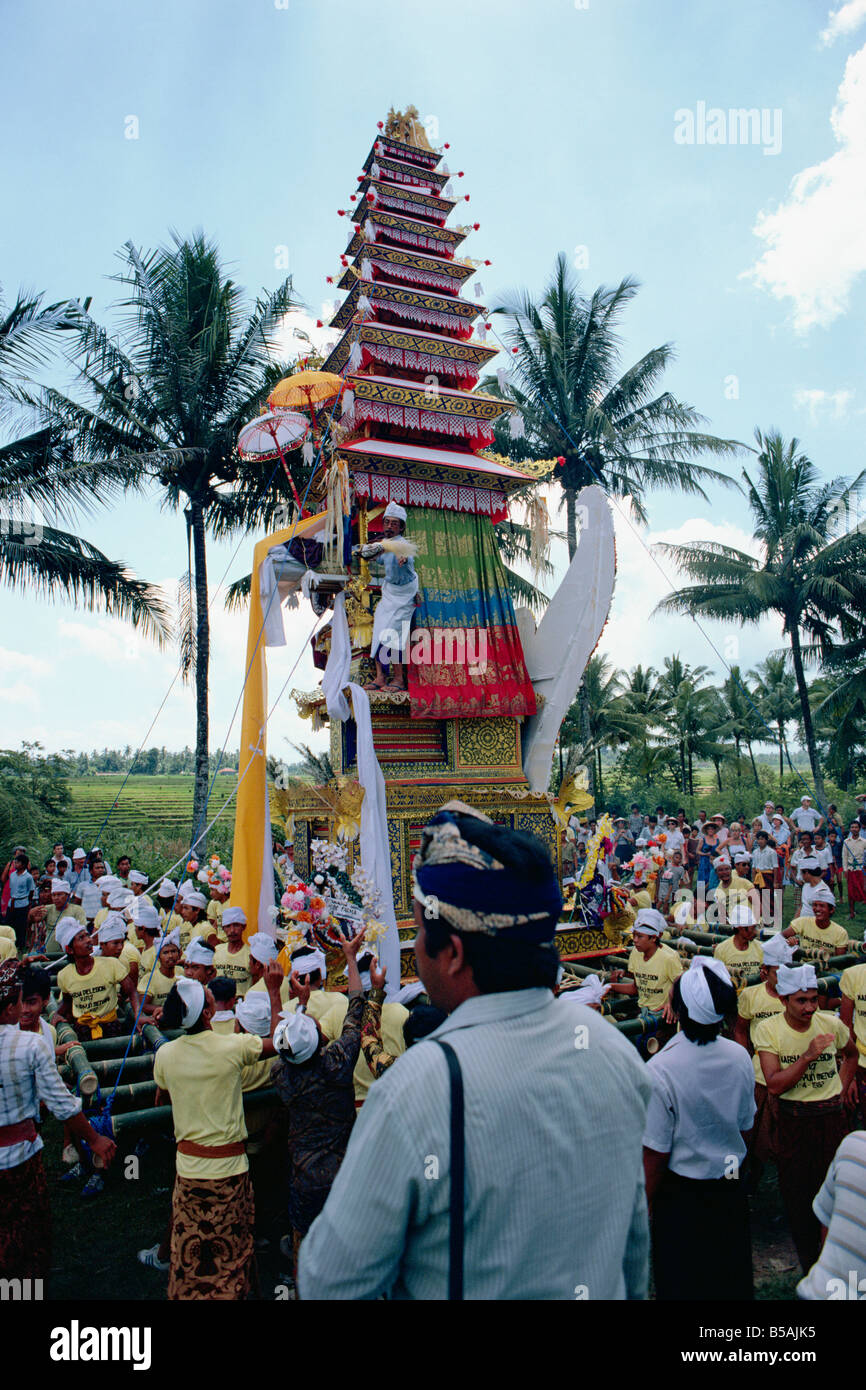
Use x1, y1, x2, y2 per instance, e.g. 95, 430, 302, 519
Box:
664, 829, 685, 859
801, 881, 834, 916
791, 807, 822, 831
75, 878, 105, 918
812, 845, 833, 871
797, 1130, 866, 1300
643, 1031, 756, 1180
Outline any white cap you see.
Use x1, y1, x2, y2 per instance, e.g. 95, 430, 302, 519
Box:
383, 500, 407, 522
574, 974, 611, 1006
235, 992, 272, 1036
776, 963, 819, 996
809, 883, 836, 907
184, 936, 214, 964
712, 855, 731, 869
680, 957, 733, 1024
73, 848, 87, 860
633, 908, 666, 937
291, 946, 327, 979
162, 926, 182, 950
222, 906, 247, 927
99, 876, 121, 894
128, 870, 148, 886
50, 878, 70, 896
183, 891, 208, 911
56, 917, 88, 952
761, 934, 795, 968
248, 932, 279, 965
157, 880, 177, 898
108, 890, 134, 911
175, 976, 205, 1027
133, 903, 161, 933
96, 913, 128, 943
273, 1010, 319, 1064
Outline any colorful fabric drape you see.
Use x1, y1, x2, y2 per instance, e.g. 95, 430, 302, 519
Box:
406, 508, 536, 719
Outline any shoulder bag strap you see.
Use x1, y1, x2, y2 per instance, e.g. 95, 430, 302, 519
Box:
434, 1038, 464, 1301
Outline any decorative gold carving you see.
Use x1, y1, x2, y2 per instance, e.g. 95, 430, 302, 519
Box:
352, 375, 507, 422
478, 450, 560, 482
384, 105, 434, 151
456, 718, 519, 770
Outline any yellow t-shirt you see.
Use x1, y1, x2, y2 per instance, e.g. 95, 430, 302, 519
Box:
120, 941, 141, 978
206, 899, 228, 943
213, 943, 252, 998
321, 999, 409, 1102
713, 936, 764, 992
754, 1009, 849, 1102
840, 963, 866, 1070
249, 975, 292, 1007
789, 915, 849, 955
627, 943, 683, 1013
0, 937, 16, 963
211, 1014, 237, 1035
631, 889, 653, 911
159, 909, 184, 935
145, 966, 178, 1005
57, 957, 128, 1021
92, 906, 110, 933
738, 982, 785, 1083
152, 1030, 263, 1179
0, 923, 16, 941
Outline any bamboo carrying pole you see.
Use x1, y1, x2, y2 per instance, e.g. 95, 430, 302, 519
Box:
109, 1086, 280, 1137
54, 1021, 98, 1097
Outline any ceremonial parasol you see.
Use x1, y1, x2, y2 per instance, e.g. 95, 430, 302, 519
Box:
268, 370, 344, 419
237, 410, 308, 514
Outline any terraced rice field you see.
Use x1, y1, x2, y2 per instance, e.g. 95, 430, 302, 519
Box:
64, 774, 238, 839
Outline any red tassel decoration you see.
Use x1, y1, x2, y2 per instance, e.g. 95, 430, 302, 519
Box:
473, 222, 480, 230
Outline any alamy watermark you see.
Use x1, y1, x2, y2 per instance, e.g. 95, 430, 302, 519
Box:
377, 624, 488, 675
674, 102, 782, 156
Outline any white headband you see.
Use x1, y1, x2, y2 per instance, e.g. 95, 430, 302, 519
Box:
291, 947, 327, 979
235, 993, 272, 1036
222, 906, 247, 927
761, 934, 795, 968
50, 878, 70, 896
96, 913, 127, 943
183, 936, 213, 964
273, 1010, 319, 1064
383, 500, 407, 522
574, 974, 611, 1006
161, 926, 182, 950
56, 917, 88, 951
680, 957, 732, 1024
175, 975, 206, 1027
809, 884, 836, 906
634, 908, 666, 937
183, 891, 208, 911
248, 932, 279, 965
132, 903, 161, 932
128, 870, 149, 885
776, 964, 819, 996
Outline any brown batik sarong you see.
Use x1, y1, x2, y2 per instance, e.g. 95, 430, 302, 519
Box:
168, 1171, 255, 1300
0, 1152, 51, 1278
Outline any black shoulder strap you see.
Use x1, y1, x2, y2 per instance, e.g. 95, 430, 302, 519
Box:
434, 1038, 464, 1301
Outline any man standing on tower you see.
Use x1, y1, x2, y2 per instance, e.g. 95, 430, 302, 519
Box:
363, 501, 418, 692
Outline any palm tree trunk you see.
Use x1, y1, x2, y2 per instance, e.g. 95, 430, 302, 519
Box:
565, 486, 577, 562
778, 722, 784, 789
688, 751, 694, 797
788, 626, 824, 800
190, 499, 210, 853
596, 745, 603, 803
746, 741, 760, 787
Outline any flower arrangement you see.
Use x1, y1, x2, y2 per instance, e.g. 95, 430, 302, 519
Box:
196, 855, 232, 891
575, 813, 615, 893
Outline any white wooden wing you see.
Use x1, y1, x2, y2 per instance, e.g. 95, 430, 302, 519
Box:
520, 485, 616, 793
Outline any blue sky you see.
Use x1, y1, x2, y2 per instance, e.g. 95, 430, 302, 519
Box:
2, 0, 865, 759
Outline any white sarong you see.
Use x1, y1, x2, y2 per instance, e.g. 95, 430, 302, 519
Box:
371, 576, 418, 664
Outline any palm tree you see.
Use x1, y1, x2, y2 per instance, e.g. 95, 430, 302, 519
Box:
559, 654, 625, 800
748, 655, 800, 790
655, 654, 713, 793
719, 665, 763, 786
808, 671, 866, 790
657, 430, 866, 799
1, 285, 169, 639
33, 234, 300, 845
487, 253, 742, 558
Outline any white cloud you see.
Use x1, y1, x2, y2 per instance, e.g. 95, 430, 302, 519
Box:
0, 681, 38, 705
0, 647, 51, 678
821, 1, 866, 45
793, 387, 854, 421
272, 308, 340, 365
744, 43, 866, 331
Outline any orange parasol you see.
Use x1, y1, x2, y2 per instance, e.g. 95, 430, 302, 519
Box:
268, 370, 344, 417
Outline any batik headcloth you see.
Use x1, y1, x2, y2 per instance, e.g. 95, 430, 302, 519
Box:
413, 811, 562, 941
0, 959, 23, 1010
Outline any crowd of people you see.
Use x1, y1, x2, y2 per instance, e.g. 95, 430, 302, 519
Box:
0, 792, 864, 1302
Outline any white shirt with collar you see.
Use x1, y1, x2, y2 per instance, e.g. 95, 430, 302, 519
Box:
299, 988, 651, 1301
643, 1031, 756, 1181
